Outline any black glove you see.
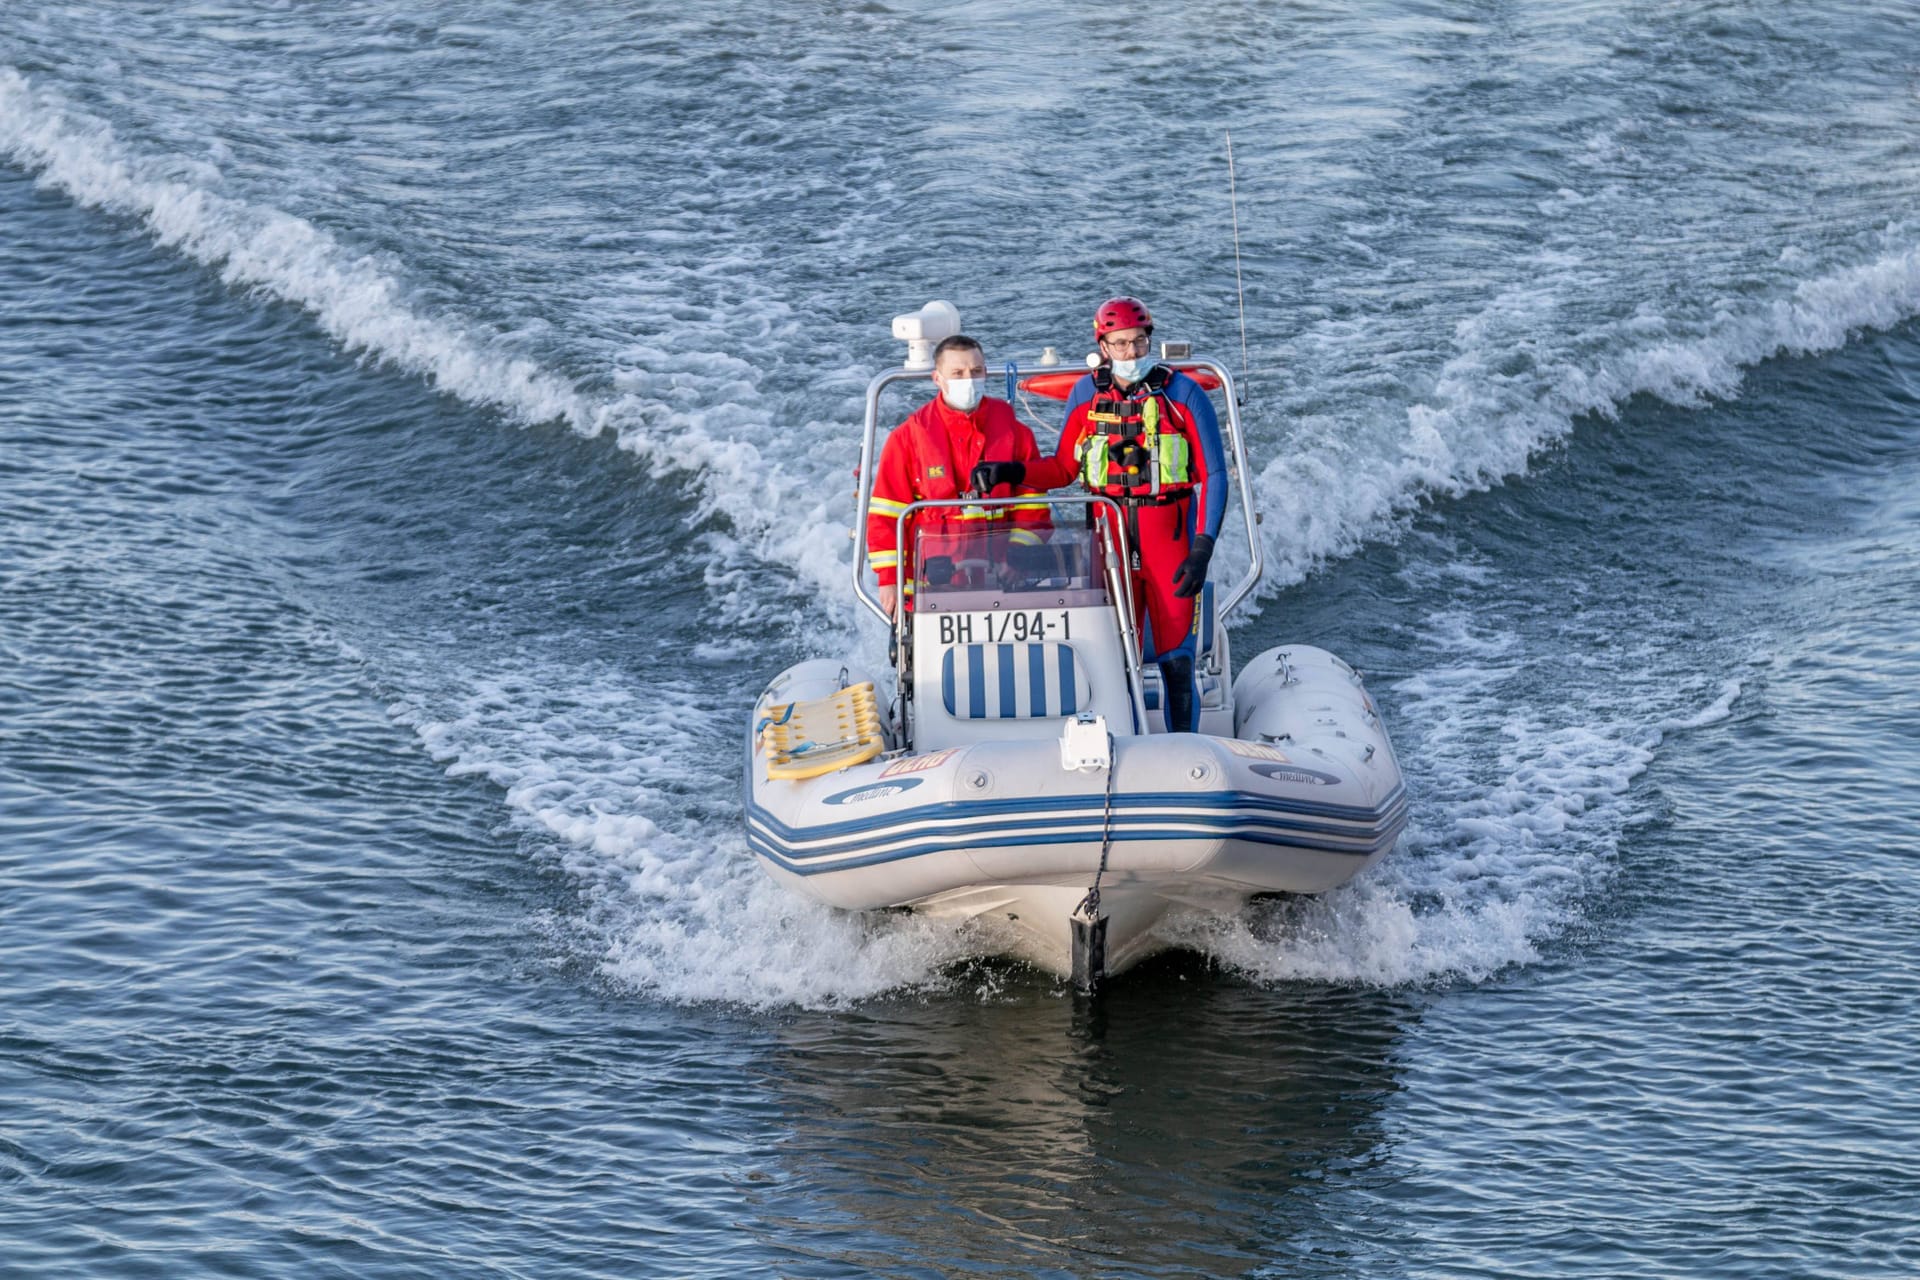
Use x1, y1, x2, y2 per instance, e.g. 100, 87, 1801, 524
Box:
968, 459, 1026, 495
1171, 534, 1215, 599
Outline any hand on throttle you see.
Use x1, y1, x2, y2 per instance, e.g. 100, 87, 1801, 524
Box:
968, 459, 1026, 495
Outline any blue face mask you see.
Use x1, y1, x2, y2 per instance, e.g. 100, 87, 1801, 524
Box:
1110, 355, 1157, 385
941, 377, 985, 413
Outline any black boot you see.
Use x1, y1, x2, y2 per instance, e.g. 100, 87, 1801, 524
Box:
1160, 656, 1196, 733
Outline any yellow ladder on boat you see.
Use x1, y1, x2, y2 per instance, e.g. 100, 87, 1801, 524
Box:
759, 681, 885, 781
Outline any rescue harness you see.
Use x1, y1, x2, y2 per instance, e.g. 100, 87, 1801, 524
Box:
1075, 364, 1199, 572
1075, 364, 1194, 504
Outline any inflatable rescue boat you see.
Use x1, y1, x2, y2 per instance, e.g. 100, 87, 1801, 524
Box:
745, 303, 1407, 988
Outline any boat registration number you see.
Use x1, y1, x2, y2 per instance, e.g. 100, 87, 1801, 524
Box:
935, 610, 1072, 645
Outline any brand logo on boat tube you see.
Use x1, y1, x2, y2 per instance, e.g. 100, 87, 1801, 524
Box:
1249, 763, 1343, 786
823, 777, 924, 806
880, 748, 957, 778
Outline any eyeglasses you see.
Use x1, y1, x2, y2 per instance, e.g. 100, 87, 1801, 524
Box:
1100, 334, 1152, 355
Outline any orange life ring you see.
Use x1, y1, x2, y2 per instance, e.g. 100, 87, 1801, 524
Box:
1015, 366, 1224, 401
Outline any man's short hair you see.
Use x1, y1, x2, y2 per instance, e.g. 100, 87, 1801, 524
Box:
932, 334, 984, 363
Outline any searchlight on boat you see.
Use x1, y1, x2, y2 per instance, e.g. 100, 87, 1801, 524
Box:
889, 300, 962, 370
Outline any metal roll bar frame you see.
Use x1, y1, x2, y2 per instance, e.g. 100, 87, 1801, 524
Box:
851, 359, 1264, 750
853, 359, 1263, 621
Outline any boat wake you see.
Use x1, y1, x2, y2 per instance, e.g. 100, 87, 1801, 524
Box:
383, 662, 979, 1009
9, 64, 1919, 618
0, 66, 865, 632
0, 62, 1893, 1003
1250, 225, 1920, 591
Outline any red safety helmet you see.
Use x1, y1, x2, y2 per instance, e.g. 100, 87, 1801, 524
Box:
1093, 296, 1154, 338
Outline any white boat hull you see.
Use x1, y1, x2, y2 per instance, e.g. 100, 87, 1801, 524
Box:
746, 646, 1407, 981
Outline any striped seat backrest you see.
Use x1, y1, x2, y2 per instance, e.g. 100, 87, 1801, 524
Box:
941, 643, 1091, 719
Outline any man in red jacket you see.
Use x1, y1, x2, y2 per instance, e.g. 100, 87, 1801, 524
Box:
867, 335, 1049, 618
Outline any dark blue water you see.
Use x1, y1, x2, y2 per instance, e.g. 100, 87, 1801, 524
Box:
5, 4, 1920, 1275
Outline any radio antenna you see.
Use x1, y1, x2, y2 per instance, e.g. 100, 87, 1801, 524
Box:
1226, 129, 1250, 405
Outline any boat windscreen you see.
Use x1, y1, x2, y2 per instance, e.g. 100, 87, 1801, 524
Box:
910, 517, 1111, 612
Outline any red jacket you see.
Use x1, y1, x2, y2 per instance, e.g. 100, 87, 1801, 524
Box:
866, 396, 1047, 588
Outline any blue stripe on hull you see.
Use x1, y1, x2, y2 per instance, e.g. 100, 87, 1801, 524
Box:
748, 782, 1413, 852
745, 803, 1411, 877
747, 782, 1409, 845
748, 805, 1408, 867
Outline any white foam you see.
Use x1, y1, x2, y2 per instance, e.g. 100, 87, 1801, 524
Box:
1172, 602, 1751, 988
390, 667, 980, 1010
1248, 231, 1920, 596
0, 66, 865, 628
385, 597, 1743, 1002
0, 67, 594, 432
1658, 678, 1745, 734
0, 60, 1869, 1004
12, 60, 1916, 635
1162, 884, 1544, 988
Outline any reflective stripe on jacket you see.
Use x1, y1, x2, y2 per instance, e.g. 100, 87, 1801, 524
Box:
1074, 393, 1194, 493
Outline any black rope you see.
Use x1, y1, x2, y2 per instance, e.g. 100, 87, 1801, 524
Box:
1076, 730, 1118, 920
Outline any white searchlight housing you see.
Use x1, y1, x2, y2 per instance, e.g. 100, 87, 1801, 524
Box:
891, 300, 961, 370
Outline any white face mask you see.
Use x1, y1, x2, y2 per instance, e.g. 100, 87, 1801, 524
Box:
1110, 355, 1157, 385
941, 377, 985, 413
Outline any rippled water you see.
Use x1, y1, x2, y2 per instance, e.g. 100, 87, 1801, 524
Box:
5, 3, 1920, 1276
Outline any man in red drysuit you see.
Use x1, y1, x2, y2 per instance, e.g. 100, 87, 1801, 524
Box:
972, 297, 1228, 731
866, 334, 1050, 618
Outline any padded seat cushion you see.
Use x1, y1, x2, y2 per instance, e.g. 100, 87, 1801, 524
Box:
941, 643, 1090, 719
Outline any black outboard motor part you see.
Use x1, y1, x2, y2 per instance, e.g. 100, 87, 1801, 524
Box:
1071, 910, 1108, 994
1161, 655, 1195, 733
